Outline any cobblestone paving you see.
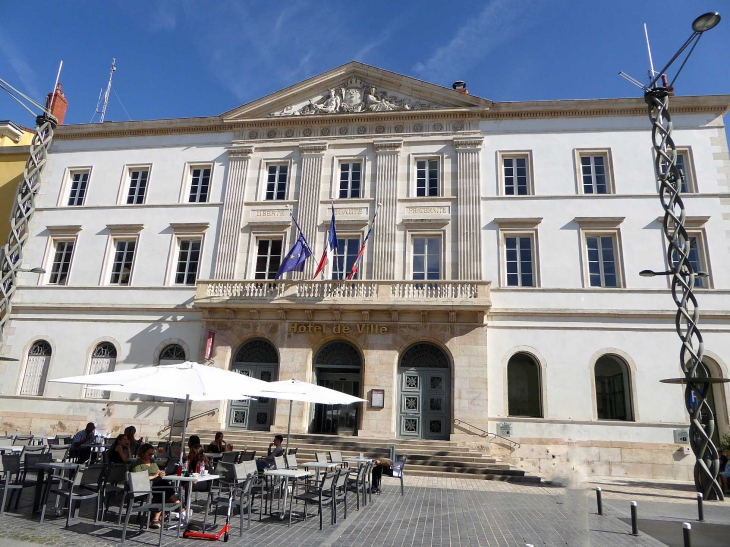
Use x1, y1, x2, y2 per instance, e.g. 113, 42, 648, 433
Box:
0, 475, 727, 546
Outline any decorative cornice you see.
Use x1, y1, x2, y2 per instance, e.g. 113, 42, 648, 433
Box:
299, 142, 328, 154
45, 224, 83, 235
228, 145, 254, 158
573, 216, 625, 228
170, 222, 210, 233
50, 95, 730, 141
106, 223, 145, 234
373, 139, 403, 152
493, 217, 543, 228
655, 215, 709, 228
453, 136, 484, 150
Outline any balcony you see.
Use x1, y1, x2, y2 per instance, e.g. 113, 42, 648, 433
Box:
194, 280, 491, 311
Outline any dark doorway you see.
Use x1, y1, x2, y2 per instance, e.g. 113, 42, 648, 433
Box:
311, 341, 362, 436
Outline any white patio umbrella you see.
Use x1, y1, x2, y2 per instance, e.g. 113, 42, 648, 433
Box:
50, 361, 272, 464
258, 379, 367, 454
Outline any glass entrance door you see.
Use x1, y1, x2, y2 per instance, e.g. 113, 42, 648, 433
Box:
312, 374, 360, 435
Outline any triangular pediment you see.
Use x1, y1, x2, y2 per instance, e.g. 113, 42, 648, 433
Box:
221, 62, 491, 121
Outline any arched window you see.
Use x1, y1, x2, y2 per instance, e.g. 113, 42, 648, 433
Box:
507, 353, 542, 418
20, 340, 52, 396
159, 344, 186, 364
595, 355, 633, 421
85, 342, 118, 399
399, 343, 450, 369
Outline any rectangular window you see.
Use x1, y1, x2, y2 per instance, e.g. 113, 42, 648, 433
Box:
67, 171, 89, 206
332, 237, 361, 280
586, 235, 618, 287
255, 239, 283, 279
412, 237, 441, 280
661, 152, 692, 193
503, 156, 529, 195
127, 169, 149, 204
339, 162, 362, 199
175, 239, 201, 285
188, 166, 211, 203
109, 240, 136, 285
580, 155, 608, 194
416, 159, 439, 197
505, 236, 534, 287
266, 165, 288, 201
672, 235, 708, 288
48, 241, 74, 285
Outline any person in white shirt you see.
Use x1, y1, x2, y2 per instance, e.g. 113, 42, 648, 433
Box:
70, 422, 96, 463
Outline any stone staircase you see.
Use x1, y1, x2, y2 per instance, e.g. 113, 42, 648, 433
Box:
188, 429, 541, 483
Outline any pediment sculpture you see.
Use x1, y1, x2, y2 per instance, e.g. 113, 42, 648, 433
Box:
270, 77, 441, 117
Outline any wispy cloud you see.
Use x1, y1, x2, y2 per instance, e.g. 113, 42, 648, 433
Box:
354, 18, 401, 62
149, 0, 177, 31
0, 24, 40, 99
413, 0, 538, 84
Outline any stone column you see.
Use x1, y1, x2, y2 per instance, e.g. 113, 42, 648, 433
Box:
372, 140, 402, 280
213, 145, 254, 279
454, 137, 484, 280
293, 142, 327, 279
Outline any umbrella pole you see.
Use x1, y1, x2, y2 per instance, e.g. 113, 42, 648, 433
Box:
168, 399, 177, 445
179, 394, 190, 466
285, 401, 292, 455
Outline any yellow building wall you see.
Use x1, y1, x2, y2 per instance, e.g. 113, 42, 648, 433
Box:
0, 130, 33, 244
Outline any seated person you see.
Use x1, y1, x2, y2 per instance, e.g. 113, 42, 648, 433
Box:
124, 426, 138, 455
70, 422, 96, 463
109, 433, 131, 464
371, 457, 394, 493
186, 445, 212, 493
206, 431, 226, 453
256, 434, 284, 470
132, 443, 180, 528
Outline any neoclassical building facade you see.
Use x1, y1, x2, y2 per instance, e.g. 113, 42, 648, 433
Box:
2, 62, 729, 479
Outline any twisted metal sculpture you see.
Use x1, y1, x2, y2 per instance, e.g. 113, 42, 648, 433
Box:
0, 114, 56, 355
646, 88, 722, 500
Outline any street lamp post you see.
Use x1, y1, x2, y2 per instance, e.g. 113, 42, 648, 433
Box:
622, 12, 724, 500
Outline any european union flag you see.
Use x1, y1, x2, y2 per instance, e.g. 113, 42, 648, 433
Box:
275, 233, 312, 279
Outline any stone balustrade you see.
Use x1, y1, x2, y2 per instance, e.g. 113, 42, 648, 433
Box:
195, 280, 491, 310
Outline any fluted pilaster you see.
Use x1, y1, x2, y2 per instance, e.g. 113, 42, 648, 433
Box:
372, 140, 402, 280
293, 142, 327, 279
454, 137, 484, 280
214, 146, 254, 279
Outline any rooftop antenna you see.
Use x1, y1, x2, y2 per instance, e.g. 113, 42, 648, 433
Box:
644, 23, 657, 84
92, 58, 116, 123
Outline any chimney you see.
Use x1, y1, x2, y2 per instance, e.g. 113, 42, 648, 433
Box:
46, 83, 68, 125
452, 80, 469, 94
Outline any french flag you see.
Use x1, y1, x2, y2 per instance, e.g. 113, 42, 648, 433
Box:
346, 204, 379, 280
313, 205, 338, 279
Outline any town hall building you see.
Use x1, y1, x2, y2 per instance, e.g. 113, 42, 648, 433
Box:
1, 62, 729, 480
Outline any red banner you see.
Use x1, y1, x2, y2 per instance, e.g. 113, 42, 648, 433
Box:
205, 330, 215, 360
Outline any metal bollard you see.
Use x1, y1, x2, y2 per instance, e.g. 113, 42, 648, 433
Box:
630, 501, 638, 535
683, 522, 691, 547
696, 493, 704, 522
595, 487, 603, 515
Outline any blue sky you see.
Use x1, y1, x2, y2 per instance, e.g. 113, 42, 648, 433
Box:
0, 1, 728, 126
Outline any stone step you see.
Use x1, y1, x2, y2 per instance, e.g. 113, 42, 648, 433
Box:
407, 468, 542, 483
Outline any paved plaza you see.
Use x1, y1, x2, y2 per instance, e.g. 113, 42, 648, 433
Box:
0, 475, 729, 546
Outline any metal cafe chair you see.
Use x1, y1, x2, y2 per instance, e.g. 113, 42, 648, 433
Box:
0, 454, 23, 515
40, 465, 103, 527
240, 450, 256, 461
120, 471, 181, 546
346, 462, 369, 510
289, 470, 338, 529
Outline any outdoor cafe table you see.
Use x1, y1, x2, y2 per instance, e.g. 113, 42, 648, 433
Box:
263, 469, 311, 521
0, 446, 23, 453
300, 461, 338, 481
33, 462, 80, 515
162, 474, 219, 526
344, 457, 373, 465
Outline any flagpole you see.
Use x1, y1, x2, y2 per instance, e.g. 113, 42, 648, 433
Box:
331, 201, 340, 281
286, 205, 312, 255
347, 202, 381, 281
